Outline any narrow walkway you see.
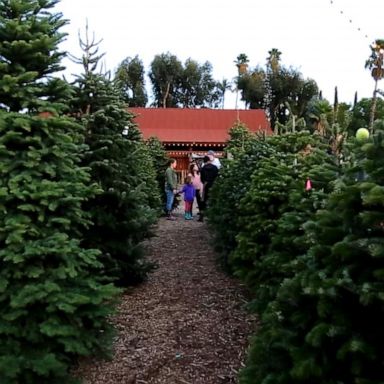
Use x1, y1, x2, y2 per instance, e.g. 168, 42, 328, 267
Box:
77, 212, 256, 384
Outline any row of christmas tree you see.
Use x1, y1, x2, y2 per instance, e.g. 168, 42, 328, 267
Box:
0, 1, 167, 382
208, 120, 384, 383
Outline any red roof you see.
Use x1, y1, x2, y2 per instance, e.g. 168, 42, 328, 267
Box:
128, 108, 271, 144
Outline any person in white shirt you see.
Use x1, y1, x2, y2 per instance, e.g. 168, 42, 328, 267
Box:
207, 150, 221, 169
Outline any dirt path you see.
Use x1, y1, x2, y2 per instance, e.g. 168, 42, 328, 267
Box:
77, 210, 256, 384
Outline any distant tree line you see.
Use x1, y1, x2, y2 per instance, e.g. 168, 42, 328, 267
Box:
113, 50, 320, 115
114, 49, 384, 133
114, 53, 226, 109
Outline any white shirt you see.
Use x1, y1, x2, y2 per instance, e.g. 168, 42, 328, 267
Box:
211, 157, 221, 169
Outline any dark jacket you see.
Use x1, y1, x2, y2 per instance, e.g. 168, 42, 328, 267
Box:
201, 163, 218, 187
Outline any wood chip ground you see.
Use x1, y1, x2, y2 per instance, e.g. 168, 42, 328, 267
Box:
75, 209, 257, 384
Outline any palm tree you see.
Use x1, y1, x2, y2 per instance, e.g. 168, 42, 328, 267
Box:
217, 78, 232, 109
234, 53, 249, 75
306, 98, 332, 136
365, 39, 384, 132
267, 48, 282, 73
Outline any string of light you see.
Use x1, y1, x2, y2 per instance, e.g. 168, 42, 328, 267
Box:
329, 0, 373, 42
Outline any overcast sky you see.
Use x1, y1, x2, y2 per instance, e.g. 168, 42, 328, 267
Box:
55, 0, 383, 108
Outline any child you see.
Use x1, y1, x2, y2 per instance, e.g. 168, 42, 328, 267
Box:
179, 175, 196, 220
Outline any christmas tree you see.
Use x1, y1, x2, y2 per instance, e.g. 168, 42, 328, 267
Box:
69, 26, 160, 285
233, 132, 338, 313
241, 122, 384, 383
207, 123, 271, 270
0, 1, 118, 382
146, 136, 169, 210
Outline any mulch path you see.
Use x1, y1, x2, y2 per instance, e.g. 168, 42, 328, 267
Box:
76, 210, 257, 384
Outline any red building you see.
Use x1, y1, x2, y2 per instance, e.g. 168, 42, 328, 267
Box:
129, 107, 271, 179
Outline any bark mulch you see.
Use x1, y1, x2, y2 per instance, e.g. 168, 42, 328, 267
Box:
75, 210, 257, 384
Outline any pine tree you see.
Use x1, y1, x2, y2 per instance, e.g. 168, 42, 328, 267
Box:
231, 132, 338, 312
241, 121, 384, 383
69, 28, 160, 285
207, 124, 270, 269
126, 121, 162, 213
0, 1, 118, 382
145, 136, 169, 210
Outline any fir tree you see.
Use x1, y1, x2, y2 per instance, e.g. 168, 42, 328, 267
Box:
241, 121, 384, 383
146, 136, 169, 209
125, 121, 162, 213
0, 1, 118, 382
207, 124, 270, 270
231, 132, 337, 312
69, 27, 160, 286
0, 0, 69, 113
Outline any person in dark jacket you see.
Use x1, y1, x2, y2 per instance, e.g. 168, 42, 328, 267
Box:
199, 155, 219, 221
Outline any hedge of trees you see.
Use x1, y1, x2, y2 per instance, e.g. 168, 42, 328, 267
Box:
0, 1, 164, 382
207, 117, 384, 383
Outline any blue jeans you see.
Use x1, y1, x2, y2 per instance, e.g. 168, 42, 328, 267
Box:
165, 188, 175, 213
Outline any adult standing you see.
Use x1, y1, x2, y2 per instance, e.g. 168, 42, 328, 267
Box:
164, 158, 178, 220
207, 150, 221, 169
199, 155, 219, 222
188, 163, 204, 215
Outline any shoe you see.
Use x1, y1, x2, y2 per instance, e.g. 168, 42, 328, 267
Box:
167, 215, 176, 221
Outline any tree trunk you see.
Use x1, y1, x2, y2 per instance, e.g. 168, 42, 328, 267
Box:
162, 82, 171, 108
369, 79, 378, 133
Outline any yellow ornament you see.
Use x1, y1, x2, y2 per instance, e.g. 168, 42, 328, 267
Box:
356, 128, 370, 141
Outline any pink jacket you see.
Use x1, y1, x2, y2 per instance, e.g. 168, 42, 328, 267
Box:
189, 172, 203, 191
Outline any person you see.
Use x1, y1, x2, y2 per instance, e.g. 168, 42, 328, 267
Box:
199, 155, 219, 221
179, 175, 196, 220
207, 150, 221, 169
164, 158, 178, 220
188, 162, 204, 215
